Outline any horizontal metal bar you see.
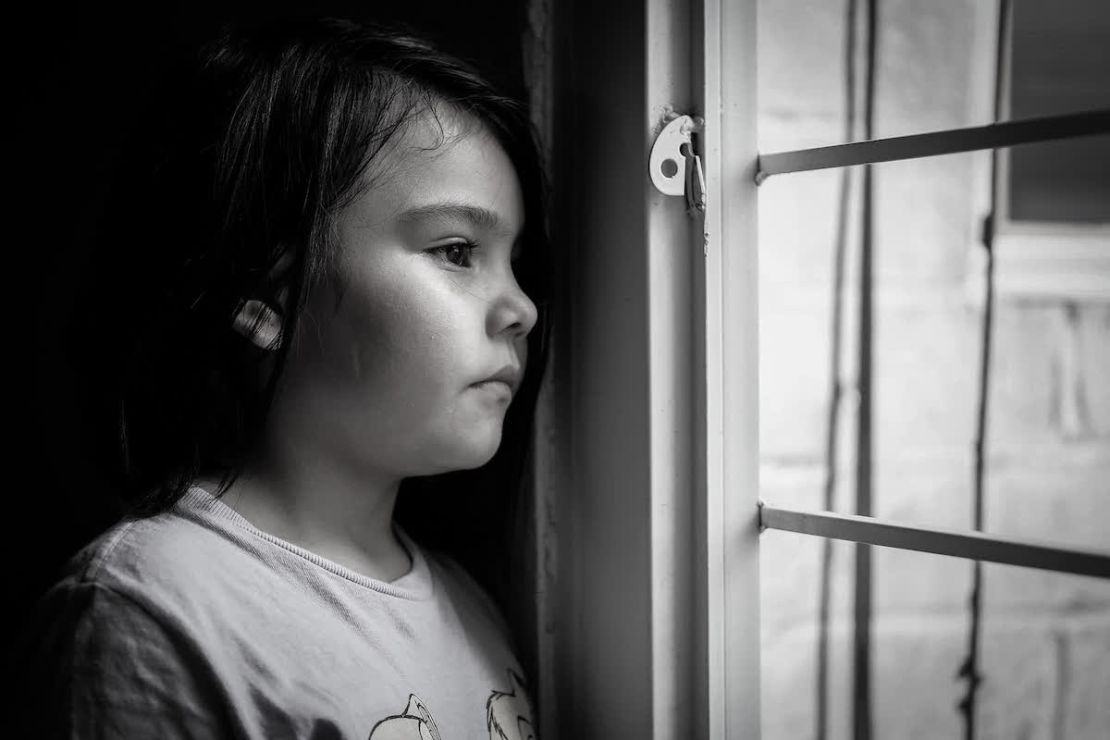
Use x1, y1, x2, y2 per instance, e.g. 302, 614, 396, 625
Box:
755, 109, 1110, 183
759, 503, 1110, 579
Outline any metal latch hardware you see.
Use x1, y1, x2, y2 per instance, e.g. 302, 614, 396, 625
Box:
649, 114, 706, 216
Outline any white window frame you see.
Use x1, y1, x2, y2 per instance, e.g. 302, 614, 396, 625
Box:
533, 0, 760, 737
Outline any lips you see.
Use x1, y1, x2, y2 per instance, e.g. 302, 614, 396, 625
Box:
471, 379, 514, 400
473, 365, 522, 396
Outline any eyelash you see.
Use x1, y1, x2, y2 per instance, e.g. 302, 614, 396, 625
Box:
430, 241, 479, 269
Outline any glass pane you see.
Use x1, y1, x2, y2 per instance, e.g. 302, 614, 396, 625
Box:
757, 0, 996, 153
1009, 0, 1110, 223
1009, 136, 1110, 223
760, 528, 1110, 739
1011, 0, 1110, 121
758, 151, 1110, 555
757, 4, 1110, 737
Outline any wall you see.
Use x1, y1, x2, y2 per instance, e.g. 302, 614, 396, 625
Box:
756, 1, 1110, 738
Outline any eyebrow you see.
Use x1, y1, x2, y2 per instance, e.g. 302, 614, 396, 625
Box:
396, 201, 516, 236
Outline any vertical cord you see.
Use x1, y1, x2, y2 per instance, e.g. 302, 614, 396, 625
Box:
958, 1, 1008, 737
816, 0, 860, 738
853, 0, 878, 738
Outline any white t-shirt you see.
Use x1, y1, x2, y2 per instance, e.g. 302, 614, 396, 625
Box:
21, 486, 535, 739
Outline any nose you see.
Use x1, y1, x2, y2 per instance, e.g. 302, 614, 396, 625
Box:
487, 272, 538, 340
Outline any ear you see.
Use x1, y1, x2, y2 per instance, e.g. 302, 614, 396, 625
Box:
231, 298, 283, 350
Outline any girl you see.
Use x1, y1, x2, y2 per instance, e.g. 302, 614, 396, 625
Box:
19, 16, 549, 739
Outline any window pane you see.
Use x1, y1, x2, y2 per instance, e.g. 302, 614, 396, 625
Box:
1009, 136, 1110, 223
759, 152, 1110, 554
1011, 0, 1110, 121
1009, 0, 1110, 223
758, 0, 995, 153
760, 529, 1110, 739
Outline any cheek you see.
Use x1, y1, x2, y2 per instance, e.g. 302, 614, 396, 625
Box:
339, 266, 469, 403
287, 262, 504, 473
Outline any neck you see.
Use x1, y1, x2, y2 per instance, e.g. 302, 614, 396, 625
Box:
207, 442, 412, 583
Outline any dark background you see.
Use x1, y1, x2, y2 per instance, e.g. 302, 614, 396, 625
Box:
10, 0, 529, 669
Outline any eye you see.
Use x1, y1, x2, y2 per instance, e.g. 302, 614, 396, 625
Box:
431, 241, 477, 268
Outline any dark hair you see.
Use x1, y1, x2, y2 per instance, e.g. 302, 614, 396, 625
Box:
77, 16, 551, 641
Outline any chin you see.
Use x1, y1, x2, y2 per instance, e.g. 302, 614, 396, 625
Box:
428, 427, 504, 473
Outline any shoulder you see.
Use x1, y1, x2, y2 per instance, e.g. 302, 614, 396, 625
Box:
15, 499, 278, 736
16, 565, 229, 737
21, 509, 237, 673
42, 495, 287, 644
62, 508, 239, 608
26, 573, 193, 667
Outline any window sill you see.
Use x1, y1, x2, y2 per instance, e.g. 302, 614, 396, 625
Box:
990, 224, 1110, 303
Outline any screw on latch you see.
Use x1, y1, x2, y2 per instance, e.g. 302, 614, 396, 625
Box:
649, 114, 706, 216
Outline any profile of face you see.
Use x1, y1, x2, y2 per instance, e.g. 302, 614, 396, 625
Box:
269, 108, 538, 479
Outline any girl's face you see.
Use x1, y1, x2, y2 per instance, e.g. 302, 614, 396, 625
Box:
272, 112, 537, 478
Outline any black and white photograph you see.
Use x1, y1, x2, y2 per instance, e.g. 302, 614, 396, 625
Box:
9, 0, 1110, 738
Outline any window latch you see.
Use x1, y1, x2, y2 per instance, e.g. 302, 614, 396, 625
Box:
649, 114, 706, 216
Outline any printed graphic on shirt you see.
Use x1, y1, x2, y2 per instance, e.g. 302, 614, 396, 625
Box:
368, 695, 442, 740
366, 669, 535, 740
486, 670, 535, 740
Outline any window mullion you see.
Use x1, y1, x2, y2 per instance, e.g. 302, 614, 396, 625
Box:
696, 0, 762, 738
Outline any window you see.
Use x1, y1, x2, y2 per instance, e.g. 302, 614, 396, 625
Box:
1007, 0, 1109, 224
537, 0, 1110, 738
989, 0, 1110, 301
754, 1, 1110, 739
